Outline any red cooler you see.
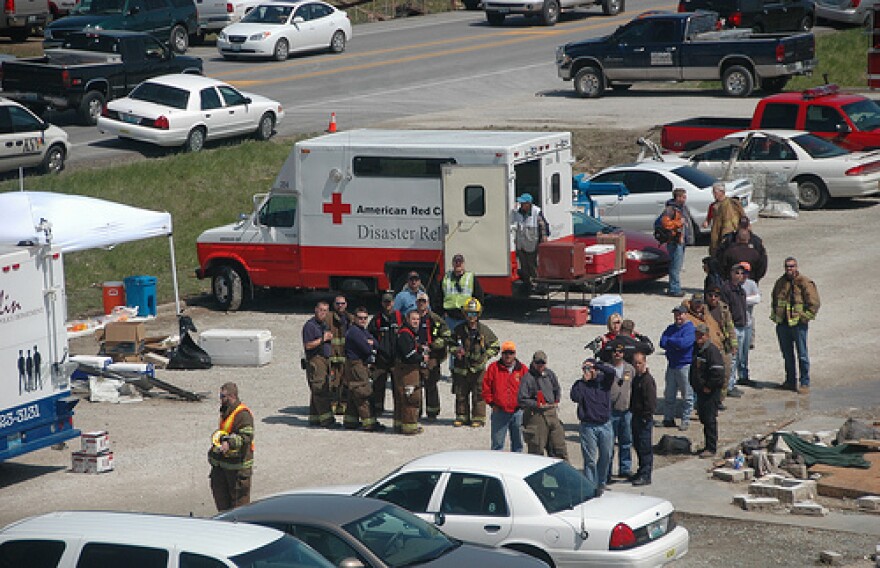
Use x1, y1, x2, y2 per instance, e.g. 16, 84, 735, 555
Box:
102, 281, 126, 314
584, 244, 615, 274
550, 305, 589, 327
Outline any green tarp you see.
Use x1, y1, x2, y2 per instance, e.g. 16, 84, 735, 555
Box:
779, 433, 871, 469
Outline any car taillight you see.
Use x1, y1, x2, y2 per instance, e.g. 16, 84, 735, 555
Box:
776, 42, 785, 63
61, 69, 71, 88
728, 11, 742, 26
676, 0, 685, 11
226, 2, 233, 11
609, 523, 637, 550
845, 161, 880, 176
4, 0, 14, 13
154, 115, 169, 129
101, 104, 108, 117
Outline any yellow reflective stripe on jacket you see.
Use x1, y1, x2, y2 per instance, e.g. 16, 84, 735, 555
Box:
219, 404, 255, 452
442, 272, 474, 310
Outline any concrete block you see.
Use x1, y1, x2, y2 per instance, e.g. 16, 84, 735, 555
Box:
791, 501, 828, 516
857, 496, 880, 512
768, 452, 787, 466
741, 496, 781, 512
772, 434, 791, 453
714, 467, 754, 482
783, 463, 808, 479
819, 550, 843, 565
749, 477, 817, 504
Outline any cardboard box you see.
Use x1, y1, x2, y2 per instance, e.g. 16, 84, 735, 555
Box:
101, 322, 146, 344
71, 451, 114, 473
590, 294, 623, 325
537, 241, 587, 280
198, 329, 274, 367
597, 232, 627, 271
550, 305, 588, 327
81, 431, 111, 455
584, 244, 616, 274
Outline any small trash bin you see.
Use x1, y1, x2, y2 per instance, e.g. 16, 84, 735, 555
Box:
102, 281, 126, 315
124, 275, 157, 317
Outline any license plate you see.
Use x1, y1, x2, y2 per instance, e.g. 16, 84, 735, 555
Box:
121, 113, 139, 124
27, 15, 38, 22
232, 43, 241, 51
647, 518, 668, 539
497, 8, 509, 12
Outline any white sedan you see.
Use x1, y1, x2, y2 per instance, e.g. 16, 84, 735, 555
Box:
97, 74, 284, 152
217, 0, 352, 61
291, 451, 689, 567
682, 130, 880, 210
0, 97, 69, 175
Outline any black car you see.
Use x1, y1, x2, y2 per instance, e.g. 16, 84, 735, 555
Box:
677, 0, 814, 32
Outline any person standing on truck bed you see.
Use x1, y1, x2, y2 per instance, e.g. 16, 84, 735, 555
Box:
367, 292, 402, 417
329, 296, 354, 416
450, 298, 500, 428
394, 310, 428, 435
209, 382, 254, 512
302, 301, 336, 428
703, 183, 745, 255
511, 193, 549, 294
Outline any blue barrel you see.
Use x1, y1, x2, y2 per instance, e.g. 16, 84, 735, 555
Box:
124, 275, 157, 317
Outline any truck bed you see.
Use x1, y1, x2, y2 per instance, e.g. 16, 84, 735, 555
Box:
662, 117, 753, 151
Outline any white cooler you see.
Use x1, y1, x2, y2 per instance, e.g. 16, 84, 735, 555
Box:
198, 329, 274, 367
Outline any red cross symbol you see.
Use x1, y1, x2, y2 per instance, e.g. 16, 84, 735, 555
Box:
322, 193, 351, 224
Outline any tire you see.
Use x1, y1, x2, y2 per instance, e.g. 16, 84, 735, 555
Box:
273, 38, 289, 61
463, 0, 480, 8
212, 265, 244, 311
602, 0, 622, 16
40, 144, 66, 175
9, 27, 29, 42
255, 112, 274, 141
573, 66, 604, 98
78, 91, 105, 126
170, 24, 188, 54
184, 127, 206, 152
760, 76, 789, 93
329, 30, 346, 53
540, 0, 559, 26
722, 65, 754, 97
486, 11, 505, 25
796, 176, 829, 210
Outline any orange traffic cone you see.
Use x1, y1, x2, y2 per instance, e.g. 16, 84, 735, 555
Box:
327, 112, 337, 133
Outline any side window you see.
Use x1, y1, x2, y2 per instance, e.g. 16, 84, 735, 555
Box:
200, 87, 223, 110
312, 3, 332, 17
623, 171, 672, 194
218, 85, 248, 107
441, 473, 509, 517
9, 106, 44, 133
758, 103, 798, 129
289, 525, 365, 567
742, 137, 793, 161
692, 145, 736, 162
365, 471, 442, 513
805, 105, 845, 133
76, 543, 168, 568
294, 4, 311, 20
464, 185, 485, 217
551, 172, 561, 204
650, 20, 676, 43
0, 539, 66, 568
259, 194, 297, 227
616, 20, 649, 43
590, 171, 627, 185
0, 107, 15, 135
144, 37, 166, 59
180, 552, 227, 568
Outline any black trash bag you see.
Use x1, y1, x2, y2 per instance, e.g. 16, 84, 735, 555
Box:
167, 329, 212, 370
653, 434, 692, 455
179, 314, 198, 336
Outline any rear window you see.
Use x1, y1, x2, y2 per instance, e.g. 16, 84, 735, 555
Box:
759, 103, 799, 129
0, 539, 66, 568
672, 165, 716, 189
71, 0, 125, 15
129, 82, 190, 109
169, 0, 194, 8
525, 461, 596, 514
792, 134, 848, 158
229, 535, 332, 568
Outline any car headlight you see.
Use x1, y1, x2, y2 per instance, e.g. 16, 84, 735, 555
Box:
218, 31, 226, 40
626, 250, 662, 261
249, 31, 271, 41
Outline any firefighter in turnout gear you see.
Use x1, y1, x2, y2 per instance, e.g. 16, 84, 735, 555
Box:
451, 298, 500, 427
415, 291, 451, 421
302, 301, 335, 427
209, 382, 254, 512
367, 292, 403, 416
343, 307, 386, 432
329, 295, 354, 415
394, 310, 427, 435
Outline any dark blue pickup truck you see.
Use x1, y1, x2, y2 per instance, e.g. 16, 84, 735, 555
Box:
556, 11, 816, 98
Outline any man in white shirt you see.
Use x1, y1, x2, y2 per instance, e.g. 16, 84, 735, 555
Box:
511, 193, 548, 293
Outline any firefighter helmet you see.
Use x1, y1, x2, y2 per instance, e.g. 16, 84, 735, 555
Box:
463, 297, 482, 317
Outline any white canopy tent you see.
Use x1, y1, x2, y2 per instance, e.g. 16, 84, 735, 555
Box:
0, 191, 181, 314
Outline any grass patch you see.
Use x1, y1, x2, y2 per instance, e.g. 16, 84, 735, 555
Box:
0, 37, 45, 58
789, 27, 871, 89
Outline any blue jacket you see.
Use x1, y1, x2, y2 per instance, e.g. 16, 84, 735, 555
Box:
569, 362, 616, 424
659, 320, 695, 368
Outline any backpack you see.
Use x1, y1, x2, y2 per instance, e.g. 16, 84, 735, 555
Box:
653, 213, 673, 244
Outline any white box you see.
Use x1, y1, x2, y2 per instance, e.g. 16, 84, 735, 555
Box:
72, 451, 114, 473
198, 329, 274, 367
81, 431, 111, 455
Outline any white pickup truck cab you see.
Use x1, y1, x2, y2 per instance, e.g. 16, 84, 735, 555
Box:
483, 0, 622, 26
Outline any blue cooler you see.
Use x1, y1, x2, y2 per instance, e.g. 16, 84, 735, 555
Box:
589, 294, 623, 325
124, 275, 157, 317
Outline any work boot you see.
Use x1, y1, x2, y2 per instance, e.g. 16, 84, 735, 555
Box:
797, 386, 810, 395
726, 388, 743, 398
660, 419, 676, 428
631, 477, 652, 486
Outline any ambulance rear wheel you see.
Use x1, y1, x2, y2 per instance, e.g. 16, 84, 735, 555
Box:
213, 266, 244, 311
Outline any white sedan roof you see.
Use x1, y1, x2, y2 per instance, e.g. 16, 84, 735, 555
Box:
724, 129, 811, 139
398, 450, 561, 478
141, 74, 233, 90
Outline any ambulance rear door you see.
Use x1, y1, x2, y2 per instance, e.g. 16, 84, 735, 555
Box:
441, 165, 509, 276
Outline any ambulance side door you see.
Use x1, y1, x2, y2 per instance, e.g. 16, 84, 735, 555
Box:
441, 165, 510, 277
246, 192, 301, 286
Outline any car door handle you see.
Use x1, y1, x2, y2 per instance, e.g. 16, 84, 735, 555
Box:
205, 113, 212, 118
484, 525, 501, 533
5, 142, 13, 147
14, 141, 22, 146
229, 110, 235, 114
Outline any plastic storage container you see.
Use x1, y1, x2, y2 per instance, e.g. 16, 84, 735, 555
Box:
102, 282, 126, 315
124, 275, 157, 317
198, 329, 274, 367
550, 305, 588, 327
584, 244, 616, 274
589, 294, 623, 325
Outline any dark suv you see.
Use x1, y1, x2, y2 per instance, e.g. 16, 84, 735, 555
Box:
44, 0, 198, 53
677, 0, 815, 32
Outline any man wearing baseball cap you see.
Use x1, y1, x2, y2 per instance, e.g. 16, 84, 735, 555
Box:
483, 341, 526, 452
367, 292, 403, 416
511, 192, 549, 293
658, 305, 695, 430
393, 271, 428, 315
441, 253, 483, 332
690, 323, 725, 458
518, 351, 568, 460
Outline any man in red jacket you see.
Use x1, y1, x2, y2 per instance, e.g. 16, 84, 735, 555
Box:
483, 341, 526, 452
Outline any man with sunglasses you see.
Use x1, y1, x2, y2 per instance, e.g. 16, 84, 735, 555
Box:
342, 306, 385, 432
721, 264, 749, 397
704, 285, 737, 404
518, 350, 568, 460
302, 301, 335, 427
483, 341, 526, 452
441, 254, 482, 332
415, 291, 451, 421
607, 341, 635, 482
770, 257, 820, 394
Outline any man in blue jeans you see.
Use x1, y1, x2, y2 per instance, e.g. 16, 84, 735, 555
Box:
483, 341, 526, 452
721, 264, 749, 398
659, 305, 695, 430
659, 188, 694, 298
770, 257, 820, 394
607, 341, 635, 482
571, 358, 616, 494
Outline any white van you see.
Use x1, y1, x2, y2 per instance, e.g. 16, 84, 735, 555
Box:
194, 0, 260, 41
0, 511, 334, 567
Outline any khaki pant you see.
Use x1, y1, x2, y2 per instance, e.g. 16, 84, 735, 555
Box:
210, 466, 251, 512
393, 363, 422, 434
523, 407, 568, 461
306, 356, 333, 425
453, 369, 486, 424
343, 360, 376, 428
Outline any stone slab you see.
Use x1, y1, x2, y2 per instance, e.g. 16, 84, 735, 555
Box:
819, 550, 843, 565
791, 501, 829, 517
714, 467, 754, 482
857, 496, 880, 512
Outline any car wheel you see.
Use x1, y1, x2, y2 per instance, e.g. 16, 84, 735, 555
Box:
273, 38, 289, 61
573, 66, 604, 98
722, 65, 754, 97
78, 91, 105, 126
184, 127, 206, 153
170, 24, 188, 53
329, 30, 346, 53
540, 0, 559, 26
760, 76, 789, 93
796, 176, 829, 210
212, 265, 244, 311
255, 112, 274, 141
602, 0, 622, 16
799, 14, 813, 31
39, 144, 66, 175
486, 11, 505, 25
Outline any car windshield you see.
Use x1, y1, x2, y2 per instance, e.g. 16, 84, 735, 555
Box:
129, 82, 189, 109
792, 133, 848, 159
61, 34, 119, 52
524, 461, 596, 514
71, 0, 124, 15
342, 505, 458, 567
841, 99, 880, 131
241, 4, 294, 24
671, 165, 717, 189
572, 210, 613, 236
230, 535, 334, 568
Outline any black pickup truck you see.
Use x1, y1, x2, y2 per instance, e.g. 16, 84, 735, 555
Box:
556, 11, 816, 98
1, 30, 202, 125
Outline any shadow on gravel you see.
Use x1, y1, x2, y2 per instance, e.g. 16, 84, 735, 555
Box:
0, 463, 67, 487
537, 87, 752, 100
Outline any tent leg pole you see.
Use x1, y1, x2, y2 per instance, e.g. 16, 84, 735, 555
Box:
168, 234, 181, 315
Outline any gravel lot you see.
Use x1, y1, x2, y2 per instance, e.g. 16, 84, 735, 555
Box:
1, 121, 879, 565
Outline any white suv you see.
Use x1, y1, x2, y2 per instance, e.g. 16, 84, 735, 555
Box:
483, 0, 623, 27
0, 511, 335, 567
0, 98, 69, 176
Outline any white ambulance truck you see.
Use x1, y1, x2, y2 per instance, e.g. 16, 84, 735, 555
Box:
0, 244, 80, 461
197, 129, 575, 310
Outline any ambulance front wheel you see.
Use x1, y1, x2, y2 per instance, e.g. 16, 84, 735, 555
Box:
213, 266, 245, 311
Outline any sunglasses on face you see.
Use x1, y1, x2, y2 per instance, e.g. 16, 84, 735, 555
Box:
465, 311, 478, 317
335, 301, 346, 306
502, 350, 516, 355
534, 360, 546, 365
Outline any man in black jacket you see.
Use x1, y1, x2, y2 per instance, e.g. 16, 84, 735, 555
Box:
629, 350, 656, 486
690, 323, 726, 458
367, 292, 402, 416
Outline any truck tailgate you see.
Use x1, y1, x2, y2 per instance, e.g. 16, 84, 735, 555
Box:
779, 32, 815, 64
